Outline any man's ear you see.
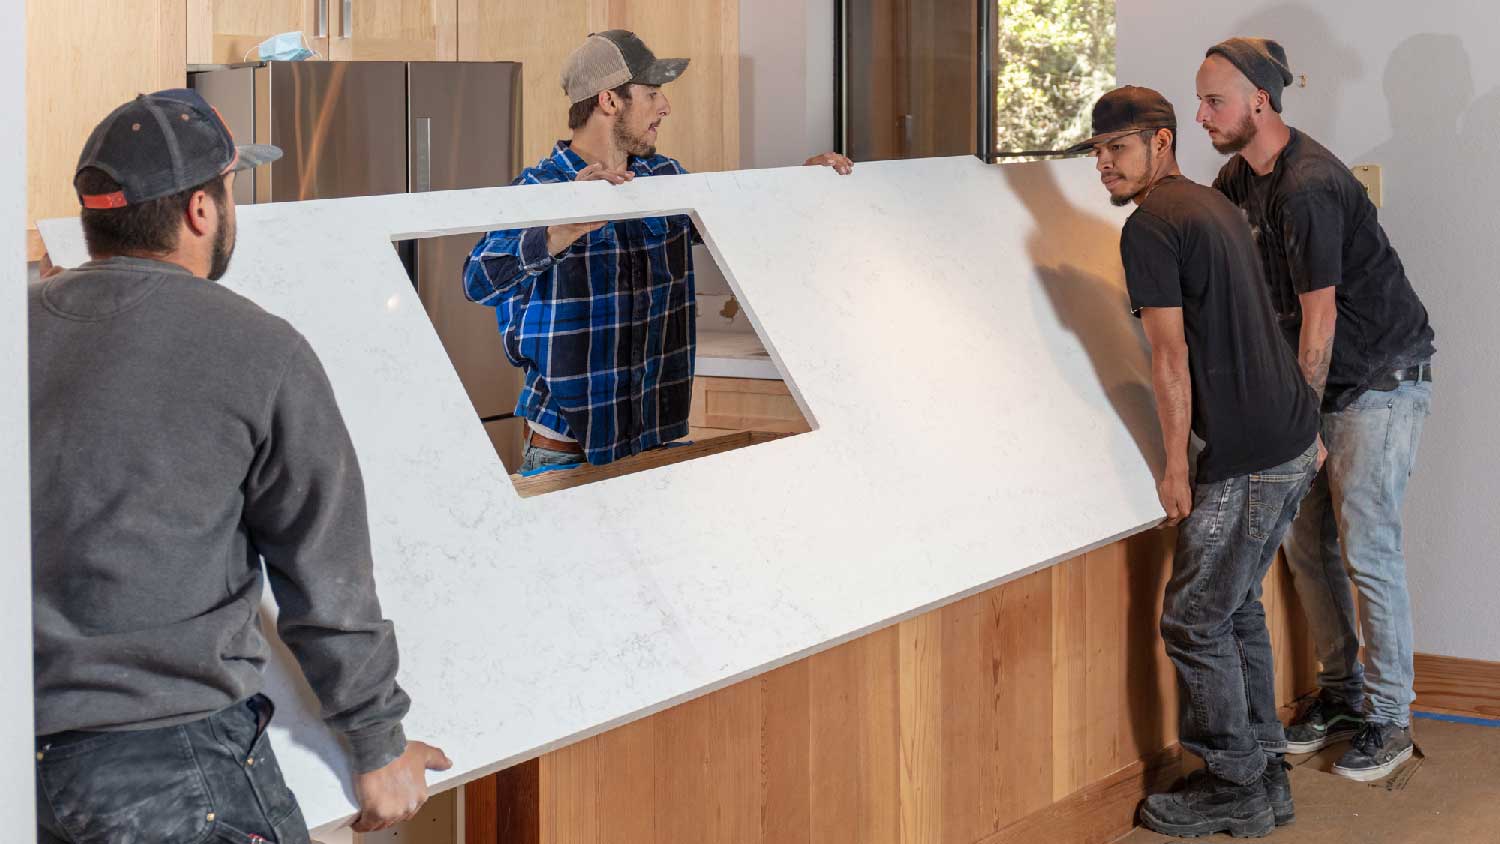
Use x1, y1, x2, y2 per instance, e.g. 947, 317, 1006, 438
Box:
184, 188, 214, 238
598, 88, 621, 117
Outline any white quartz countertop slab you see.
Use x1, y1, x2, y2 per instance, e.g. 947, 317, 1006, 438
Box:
41, 156, 1163, 833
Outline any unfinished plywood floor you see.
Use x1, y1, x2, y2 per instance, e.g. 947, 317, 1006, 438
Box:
1116, 716, 1500, 843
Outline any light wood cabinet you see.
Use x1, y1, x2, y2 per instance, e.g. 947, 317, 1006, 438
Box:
688, 376, 812, 437
25, 0, 187, 260
187, 0, 329, 66
328, 0, 458, 61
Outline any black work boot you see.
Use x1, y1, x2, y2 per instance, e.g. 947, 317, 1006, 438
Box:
1140, 769, 1276, 839
1261, 754, 1294, 826
1333, 721, 1415, 782
1285, 689, 1365, 754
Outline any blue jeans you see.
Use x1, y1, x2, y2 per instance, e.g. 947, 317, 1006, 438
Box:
36, 695, 310, 844
1163, 440, 1320, 784
1283, 380, 1432, 727
518, 441, 586, 474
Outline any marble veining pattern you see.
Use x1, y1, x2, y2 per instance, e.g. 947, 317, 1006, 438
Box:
41, 156, 1161, 832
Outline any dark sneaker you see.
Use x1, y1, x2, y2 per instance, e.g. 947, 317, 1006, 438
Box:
1333, 722, 1415, 782
1139, 769, 1276, 839
1262, 755, 1294, 826
1285, 690, 1365, 754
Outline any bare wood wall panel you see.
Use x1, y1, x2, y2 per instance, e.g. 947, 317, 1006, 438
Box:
496, 532, 1317, 844
459, 0, 738, 177
457, 0, 590, 169
585, 0, 740, 172
25, 0, 186, 259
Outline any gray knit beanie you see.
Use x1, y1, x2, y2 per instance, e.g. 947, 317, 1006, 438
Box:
1207, 37, 1294, 113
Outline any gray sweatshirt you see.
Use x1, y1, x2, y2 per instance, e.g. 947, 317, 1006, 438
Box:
30, 256, 409, 773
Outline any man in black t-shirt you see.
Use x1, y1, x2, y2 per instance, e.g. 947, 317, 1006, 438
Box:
1069, 86, 1320, 839
1198, 38, 1436, 783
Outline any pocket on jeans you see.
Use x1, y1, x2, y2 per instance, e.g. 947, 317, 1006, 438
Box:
39, 727, 215, 844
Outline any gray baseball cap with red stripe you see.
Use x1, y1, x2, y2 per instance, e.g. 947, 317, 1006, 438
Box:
75, 88, 282, 209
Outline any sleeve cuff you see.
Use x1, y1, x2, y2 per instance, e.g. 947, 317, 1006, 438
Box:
345, 721, 409, 774
519, 226, 557, 273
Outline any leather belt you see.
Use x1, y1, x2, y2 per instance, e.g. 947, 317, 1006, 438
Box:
1367, 362, 1433, 392
528, 430, 584, 454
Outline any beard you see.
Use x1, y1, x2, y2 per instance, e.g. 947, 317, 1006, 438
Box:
1211, 112, 1258, 154
206, 202, 235, 281
612, 117, 657, 159
1109, 145, 1155, 206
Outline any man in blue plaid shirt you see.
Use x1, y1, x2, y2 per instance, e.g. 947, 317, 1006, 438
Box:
464, 30, 852, 472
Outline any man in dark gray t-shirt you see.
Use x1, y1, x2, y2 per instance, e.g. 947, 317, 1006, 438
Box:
1198, 38, 1434, 784
31, 90, 448, 841
1071, 85, 1319, 840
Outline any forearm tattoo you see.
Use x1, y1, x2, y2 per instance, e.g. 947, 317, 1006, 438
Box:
1301, 333, 1334, 402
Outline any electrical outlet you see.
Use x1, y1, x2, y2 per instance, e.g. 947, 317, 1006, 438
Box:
1352, 164, 1383, 208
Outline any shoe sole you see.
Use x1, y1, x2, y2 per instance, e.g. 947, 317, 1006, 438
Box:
1139, 806, 1276, 839
1285, 727, 1359, 754
1332, 745, 1415, 782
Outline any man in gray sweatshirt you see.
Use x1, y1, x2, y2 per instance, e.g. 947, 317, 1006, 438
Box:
31, 89, 448, 842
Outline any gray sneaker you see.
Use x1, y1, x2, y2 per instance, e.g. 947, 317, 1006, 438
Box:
1333, 722, 1415, 782
1285, 690, 1365, 754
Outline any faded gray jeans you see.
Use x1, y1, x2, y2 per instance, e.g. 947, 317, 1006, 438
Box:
36, 694, 309, 843
1163, 440, 1321, 785
1283, 379, 1432, 727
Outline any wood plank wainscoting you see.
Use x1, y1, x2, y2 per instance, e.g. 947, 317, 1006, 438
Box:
463, 531, 1321, 844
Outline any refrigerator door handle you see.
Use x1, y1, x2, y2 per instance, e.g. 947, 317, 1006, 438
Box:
342, 0, 353, 38
413, 117, 432, 193
316, 0, 328, 38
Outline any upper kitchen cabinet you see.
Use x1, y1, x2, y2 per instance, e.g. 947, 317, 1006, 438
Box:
26, 0, 186, 259
187, 0, 330, 66
328, 0, 458, 61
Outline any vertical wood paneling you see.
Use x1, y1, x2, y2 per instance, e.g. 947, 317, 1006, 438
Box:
760, 661, 811, 844
496, 533, 1318, 844
1050, 555, 1090, 801
898, 613, 943, 844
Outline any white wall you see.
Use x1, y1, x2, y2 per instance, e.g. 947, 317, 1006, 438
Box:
739, 0, 836, 168
2, 0, 34, 836
1119, 1, 1500, 662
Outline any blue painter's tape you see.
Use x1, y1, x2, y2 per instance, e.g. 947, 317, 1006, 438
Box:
1413, 710, 1500, 728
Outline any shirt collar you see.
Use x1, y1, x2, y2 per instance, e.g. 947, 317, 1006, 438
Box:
551, 140, 655, 177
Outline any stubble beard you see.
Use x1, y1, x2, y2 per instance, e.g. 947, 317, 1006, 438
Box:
1212, 112, 1258, 154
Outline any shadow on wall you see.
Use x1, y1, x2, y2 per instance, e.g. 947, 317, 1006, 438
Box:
1356, 33, 1500, 579
1000, 162, 1166, 480
1230, 4, 1362, 120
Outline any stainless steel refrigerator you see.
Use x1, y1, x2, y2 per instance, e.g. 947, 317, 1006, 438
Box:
189, 60, 529, 471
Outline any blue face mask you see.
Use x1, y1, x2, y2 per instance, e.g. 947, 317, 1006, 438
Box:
256, 31, 315, 62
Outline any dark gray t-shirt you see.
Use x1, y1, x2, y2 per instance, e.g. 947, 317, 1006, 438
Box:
1214, 129, 1436, 411
30, 256, 408, 773
1121, 176, 1319, 484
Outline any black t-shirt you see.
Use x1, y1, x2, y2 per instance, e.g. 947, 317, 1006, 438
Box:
1121, 176, 1319, 484
1214, 129, 1436, 411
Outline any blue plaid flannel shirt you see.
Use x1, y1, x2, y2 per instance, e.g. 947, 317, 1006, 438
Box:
463, 141, 700, 465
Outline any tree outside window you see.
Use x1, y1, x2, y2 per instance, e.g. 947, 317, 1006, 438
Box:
995, 0, 1117, 155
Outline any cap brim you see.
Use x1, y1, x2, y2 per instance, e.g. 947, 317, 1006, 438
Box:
1062, 129, 1137, 155
633, 57, 690, 87
230, 143, 283, 172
